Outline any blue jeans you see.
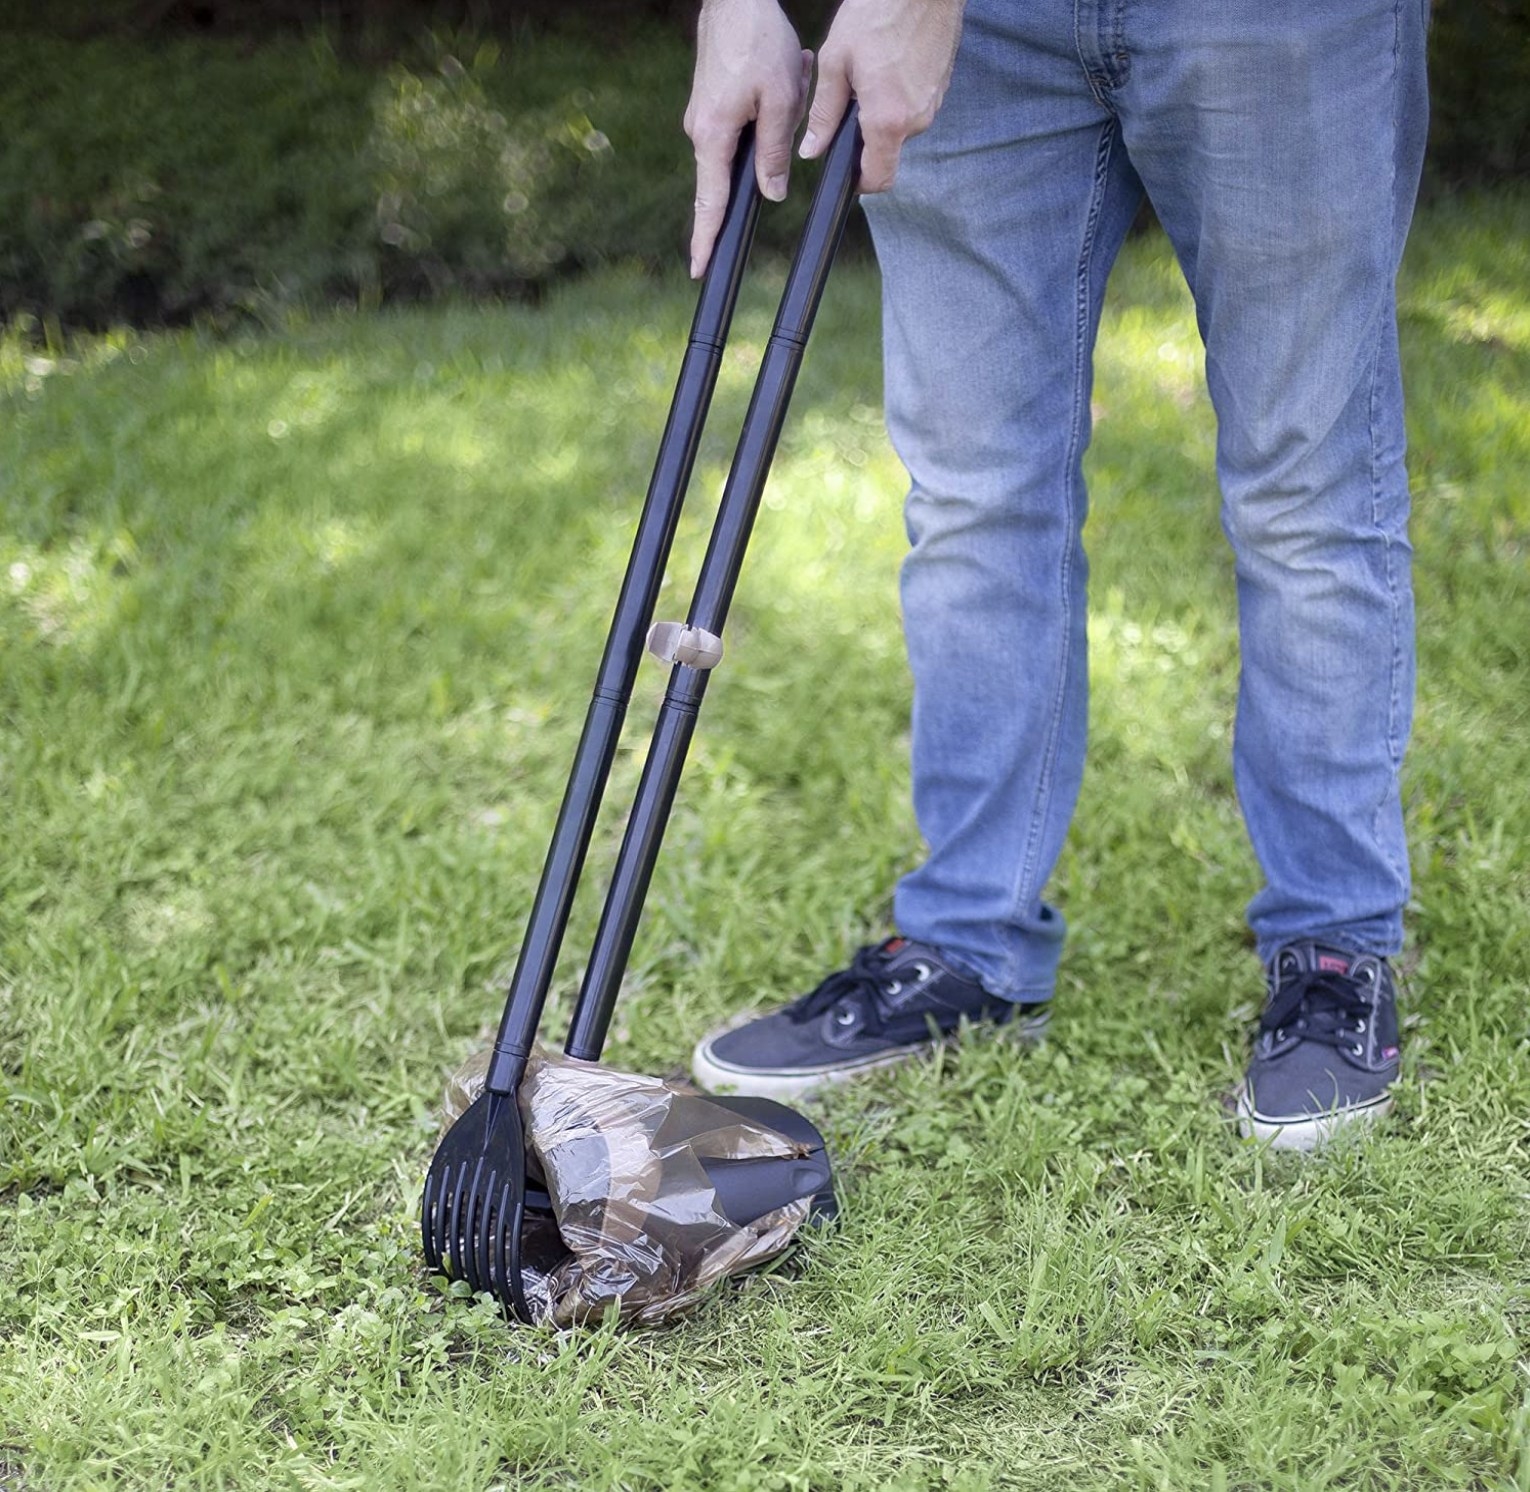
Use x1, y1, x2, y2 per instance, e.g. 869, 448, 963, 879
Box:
862, 0, 1430, 1001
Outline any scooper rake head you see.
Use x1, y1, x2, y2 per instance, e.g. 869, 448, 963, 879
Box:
420, 1090, 537, 1322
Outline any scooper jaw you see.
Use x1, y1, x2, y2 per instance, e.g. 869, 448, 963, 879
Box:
431, 1046, 835, 1326
422, 1061, 836, 1326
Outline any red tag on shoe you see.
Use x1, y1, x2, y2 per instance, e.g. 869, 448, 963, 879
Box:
1318, 953, 1352, 974
882, 937, 906, 955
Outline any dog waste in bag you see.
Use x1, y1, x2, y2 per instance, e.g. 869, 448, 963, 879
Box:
443, 1045, 820, 1327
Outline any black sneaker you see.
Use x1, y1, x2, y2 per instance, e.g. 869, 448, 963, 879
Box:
691, 936, 1050, 1100
1237, 942, 1401, 1151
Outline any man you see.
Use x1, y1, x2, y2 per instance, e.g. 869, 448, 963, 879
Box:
683, 0, 1429, 1150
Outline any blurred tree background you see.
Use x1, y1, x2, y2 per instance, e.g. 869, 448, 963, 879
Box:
0, 0, 1523, 330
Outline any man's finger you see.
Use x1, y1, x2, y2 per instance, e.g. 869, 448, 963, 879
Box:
800, 55, 851, 160
689, 123, 741, 278
856, 119, 905, 194
754, 78, 800, 202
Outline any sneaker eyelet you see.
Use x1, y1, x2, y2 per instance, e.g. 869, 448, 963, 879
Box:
1348, 1042, 1364, 1057
884, 979, 902, 997
1275, 1028, 1287, 1043
1354, 1017, 1367, 1034
912, 962, 932, 983
834, 1006, 857, 1028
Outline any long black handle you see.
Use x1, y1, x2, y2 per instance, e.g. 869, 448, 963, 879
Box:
484, 134, 764, 1096
565, 106, 863, 1062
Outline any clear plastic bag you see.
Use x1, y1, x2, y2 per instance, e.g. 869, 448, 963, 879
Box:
443, 1044, 813, 1327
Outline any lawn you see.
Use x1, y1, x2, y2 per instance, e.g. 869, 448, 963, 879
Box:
2, 193, 1528, 1490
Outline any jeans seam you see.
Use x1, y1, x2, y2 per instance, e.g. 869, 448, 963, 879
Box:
1003, 121, 1115, 991
1371, 0, 1410, 901
1385, 0, 1404, 779
1110, 0, 1131, 87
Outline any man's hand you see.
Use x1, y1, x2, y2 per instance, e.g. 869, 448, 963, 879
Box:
801, 0, 965, 192
684, 0, 966, 278
685, 0, 813, 278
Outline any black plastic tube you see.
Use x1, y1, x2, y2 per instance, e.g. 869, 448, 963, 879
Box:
565, 106, 862, 1062
484, 134, 764, 1097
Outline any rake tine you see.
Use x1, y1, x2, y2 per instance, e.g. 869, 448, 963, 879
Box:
463, 1158, 490, 1286
441, 1183, 460, 1275
460, 1165, 486, 1288
434, 1163, 455, 1277
446, 1160, 475, 1281
508, 1183, 533, 1323
491, 1182, 508, 1304
426, 1166, 450, 1272
474, 1166, 498, 1295
461, 1181, 484, 1292
420, 1170, 439, 1270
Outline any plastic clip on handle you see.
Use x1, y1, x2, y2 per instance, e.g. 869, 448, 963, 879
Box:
565, 104, 863, 1062
483, 132, 765, 1098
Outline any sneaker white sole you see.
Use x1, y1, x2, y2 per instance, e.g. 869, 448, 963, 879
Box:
690, 1041, 913, 1102
1236, 1087, 1393, 1152
691, 1009, 1051, 1103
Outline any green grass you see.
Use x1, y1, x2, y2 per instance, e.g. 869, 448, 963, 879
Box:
2, 192, 1528, 1490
